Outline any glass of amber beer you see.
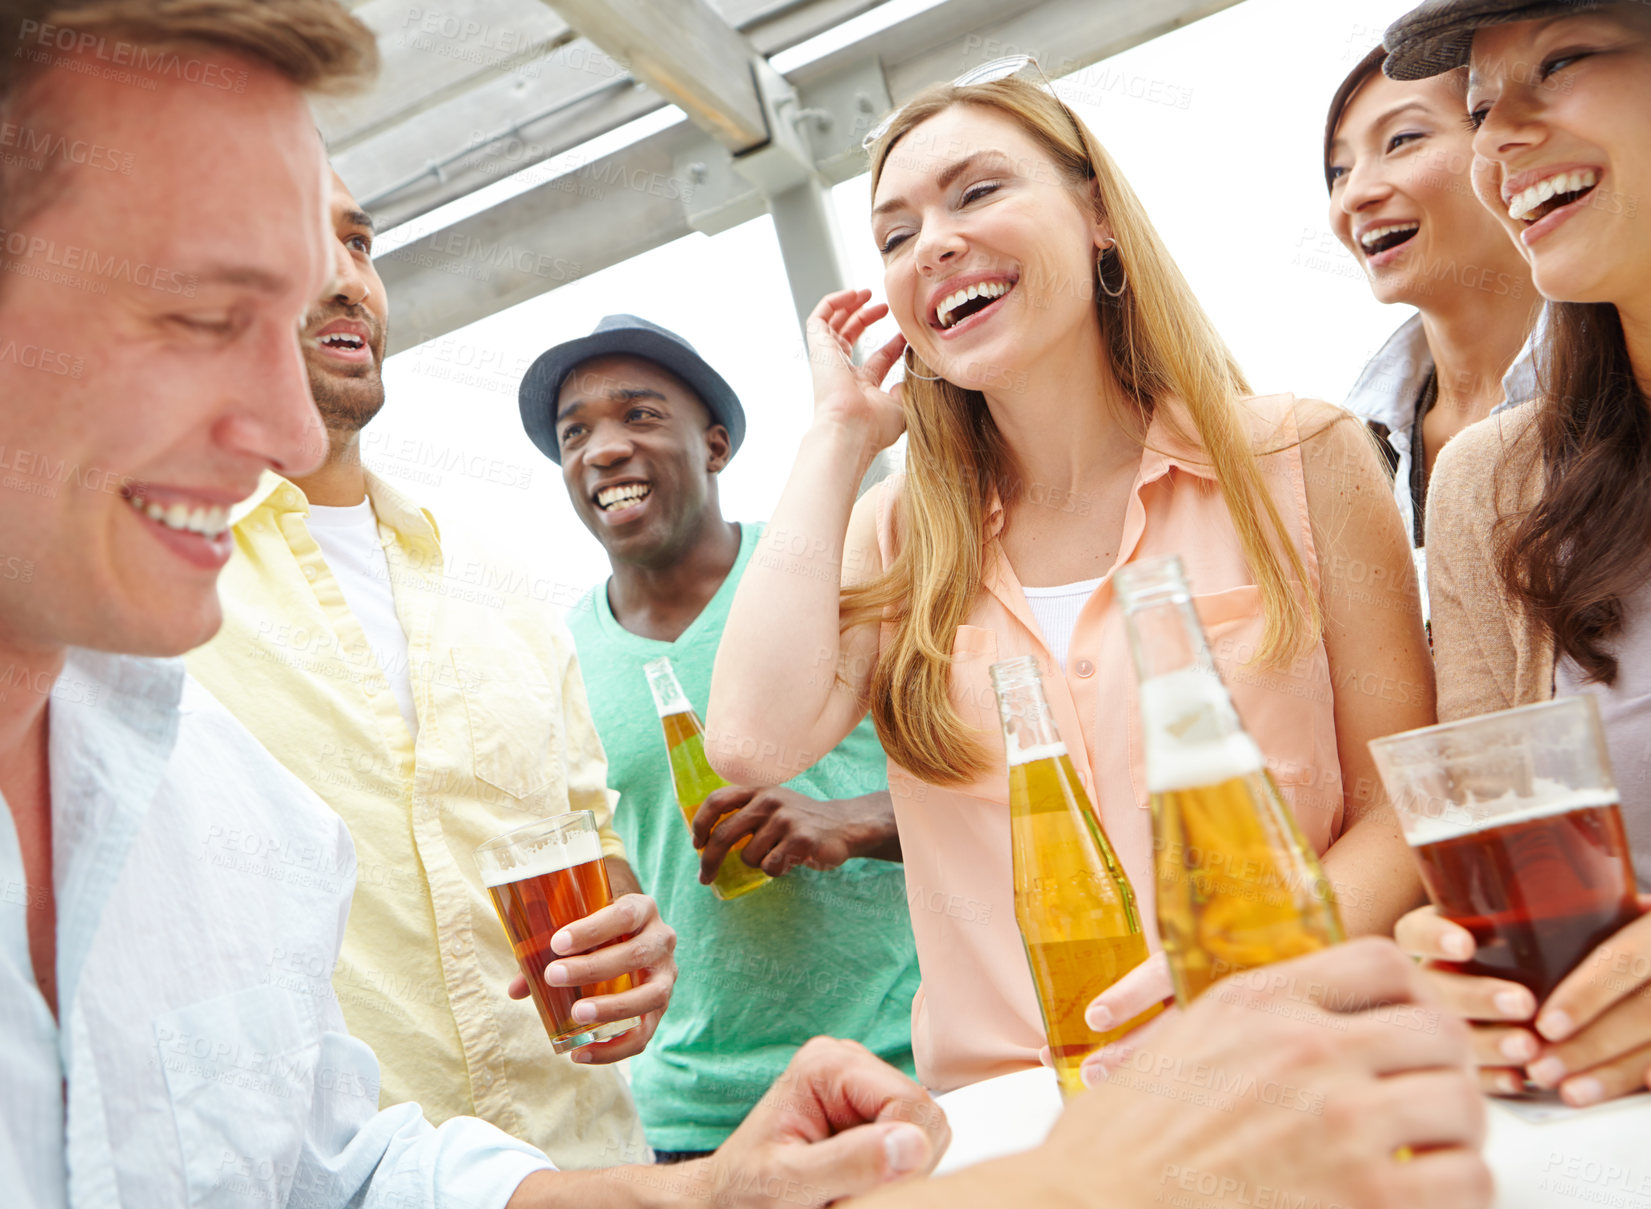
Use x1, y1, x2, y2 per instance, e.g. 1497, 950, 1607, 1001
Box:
474, 811, 640, 1053
1370, 697, 1641, 1000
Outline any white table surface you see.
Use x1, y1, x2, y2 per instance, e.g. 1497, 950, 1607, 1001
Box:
932, 1067, 1651, 1207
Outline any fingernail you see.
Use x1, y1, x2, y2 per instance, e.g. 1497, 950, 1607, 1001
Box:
1494, 989, 1534, 1019
545, 964, 569, 986
1444, 933, 1474, 960
571, 1001, 594, 1023
1562, 1076, 1604, 1108
883, 1125, 926, 1176
1080, 1062, 1110, 1088
1086, 1005, 1113, 1031
571, 1050, 590, 1064
1528, 1056, 1566, 1087
1494, 1071, 1524, 1096
1537, 1009, 1574, 1042
1499, 1032, 1538, 1062
551, 929, 573, 955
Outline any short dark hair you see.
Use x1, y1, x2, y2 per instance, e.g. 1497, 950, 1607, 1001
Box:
0, 0, 377, 231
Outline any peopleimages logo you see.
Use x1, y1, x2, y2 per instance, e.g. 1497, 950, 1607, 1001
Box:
0, 229, 197, 296
0, 120, 133, 175
15, 21, 250, 92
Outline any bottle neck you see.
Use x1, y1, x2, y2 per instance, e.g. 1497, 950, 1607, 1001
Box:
993, 669, 1066, 766
1122, 597, 1261, 793
1122, 594, 1216, 683
644, 657, 692, 718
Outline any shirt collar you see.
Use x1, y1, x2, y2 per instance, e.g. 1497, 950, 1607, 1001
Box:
228, 468, 442, 546
363, 469, 442, 546
1347, 308, 1546, 425
1344, 315, 1434, 430
1495, 303, 1546, 413
49, 649, 185, 1016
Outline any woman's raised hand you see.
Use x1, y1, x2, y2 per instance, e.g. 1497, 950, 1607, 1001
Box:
806, 288, 910, 455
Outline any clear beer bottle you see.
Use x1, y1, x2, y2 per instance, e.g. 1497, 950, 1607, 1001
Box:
643, 656, 770, 901
1114, 554, 1342, 1005
990, 654, 1160, 1098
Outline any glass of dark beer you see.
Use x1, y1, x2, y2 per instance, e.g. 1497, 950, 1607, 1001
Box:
474, 811, 639, 1053
1370, 697, 1641, 1000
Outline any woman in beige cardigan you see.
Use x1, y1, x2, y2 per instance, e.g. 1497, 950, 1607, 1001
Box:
1385, 0, 1651, 1108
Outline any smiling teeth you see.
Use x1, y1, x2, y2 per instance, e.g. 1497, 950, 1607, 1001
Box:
125, 491, 229, 539
321, 333, 365, 350
1508, 169, 1598, 221
597, 482, 650, 511
937, 280, 1010, 328
1360, 222, 1419, 252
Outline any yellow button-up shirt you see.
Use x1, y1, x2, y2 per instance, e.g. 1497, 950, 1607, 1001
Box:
187, 470, 647, 1170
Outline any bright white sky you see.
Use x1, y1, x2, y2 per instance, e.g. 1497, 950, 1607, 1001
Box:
366, 0, 1424, 608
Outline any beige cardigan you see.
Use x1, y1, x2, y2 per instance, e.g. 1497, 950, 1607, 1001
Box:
1426, 405, 1555, 720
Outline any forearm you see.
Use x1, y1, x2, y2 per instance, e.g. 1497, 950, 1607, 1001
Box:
849, 1153, 1086, 1209
848, 791, 902, 862
605, 856, 643, 898
1321, 813, 1425, 937
507, 1161, 711, 1209
708, 421, 878, 784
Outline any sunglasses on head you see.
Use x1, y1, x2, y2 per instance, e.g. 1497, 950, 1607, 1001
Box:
861, 54, 1066, 152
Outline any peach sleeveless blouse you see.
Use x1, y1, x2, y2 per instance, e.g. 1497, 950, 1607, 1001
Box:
873, 394, 1344, 1092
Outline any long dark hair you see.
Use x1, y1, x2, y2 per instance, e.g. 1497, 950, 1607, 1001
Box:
1498, 302, 1651, 684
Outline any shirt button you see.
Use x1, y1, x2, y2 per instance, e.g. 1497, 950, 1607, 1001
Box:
303, 565, 318, 581
1073, 658, 1095, 678
450, 939, 466, 959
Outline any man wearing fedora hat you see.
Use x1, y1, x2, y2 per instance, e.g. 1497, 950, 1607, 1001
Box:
521, 316, 920, 1160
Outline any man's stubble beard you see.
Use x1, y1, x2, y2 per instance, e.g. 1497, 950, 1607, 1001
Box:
307, 363, 386, 439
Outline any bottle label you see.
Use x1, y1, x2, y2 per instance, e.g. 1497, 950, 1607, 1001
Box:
643, 657, 692, 718
1140, 667, 1264, 792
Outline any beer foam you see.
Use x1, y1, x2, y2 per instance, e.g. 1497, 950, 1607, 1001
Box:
1141, 667, 1264, 793
1403, 783, 1619, 847
1008, 741, 1067, 767
482, 829, 603, 887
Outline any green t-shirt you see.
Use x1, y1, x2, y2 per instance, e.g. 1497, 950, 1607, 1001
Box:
566, 522, 919, 1152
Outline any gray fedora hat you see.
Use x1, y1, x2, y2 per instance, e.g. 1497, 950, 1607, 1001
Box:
1384, 0, 1608, 80
518, 314, 746, 465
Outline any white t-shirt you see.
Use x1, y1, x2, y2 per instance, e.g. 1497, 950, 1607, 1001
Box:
306, 499, 419, 739
1022, 576, 1105, 672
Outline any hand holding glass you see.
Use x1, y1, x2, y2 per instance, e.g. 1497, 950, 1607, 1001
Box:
475, 812, 640, 1053
1370, 697, 1641, 1001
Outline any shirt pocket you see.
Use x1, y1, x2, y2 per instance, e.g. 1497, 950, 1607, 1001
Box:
1193, 583, 1337, 825
453, 644, 560, 802
153, 984, 320, 1206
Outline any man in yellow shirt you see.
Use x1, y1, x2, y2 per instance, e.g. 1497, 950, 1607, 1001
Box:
186, 171, 674, 1169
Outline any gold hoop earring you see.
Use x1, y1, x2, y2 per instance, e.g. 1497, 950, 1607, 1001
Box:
1098, 239, 1127, 300
903, 347, 944, 382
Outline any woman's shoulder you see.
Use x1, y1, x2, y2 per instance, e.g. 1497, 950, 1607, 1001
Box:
1431, 403, 1542, 518
1231, 392, 1365, 460
853, 469, 907, 555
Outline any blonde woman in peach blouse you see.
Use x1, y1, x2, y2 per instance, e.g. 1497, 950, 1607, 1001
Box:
707, 66, 1431, 1093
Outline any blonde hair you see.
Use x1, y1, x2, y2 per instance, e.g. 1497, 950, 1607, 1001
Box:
845, 78, 1321, 786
